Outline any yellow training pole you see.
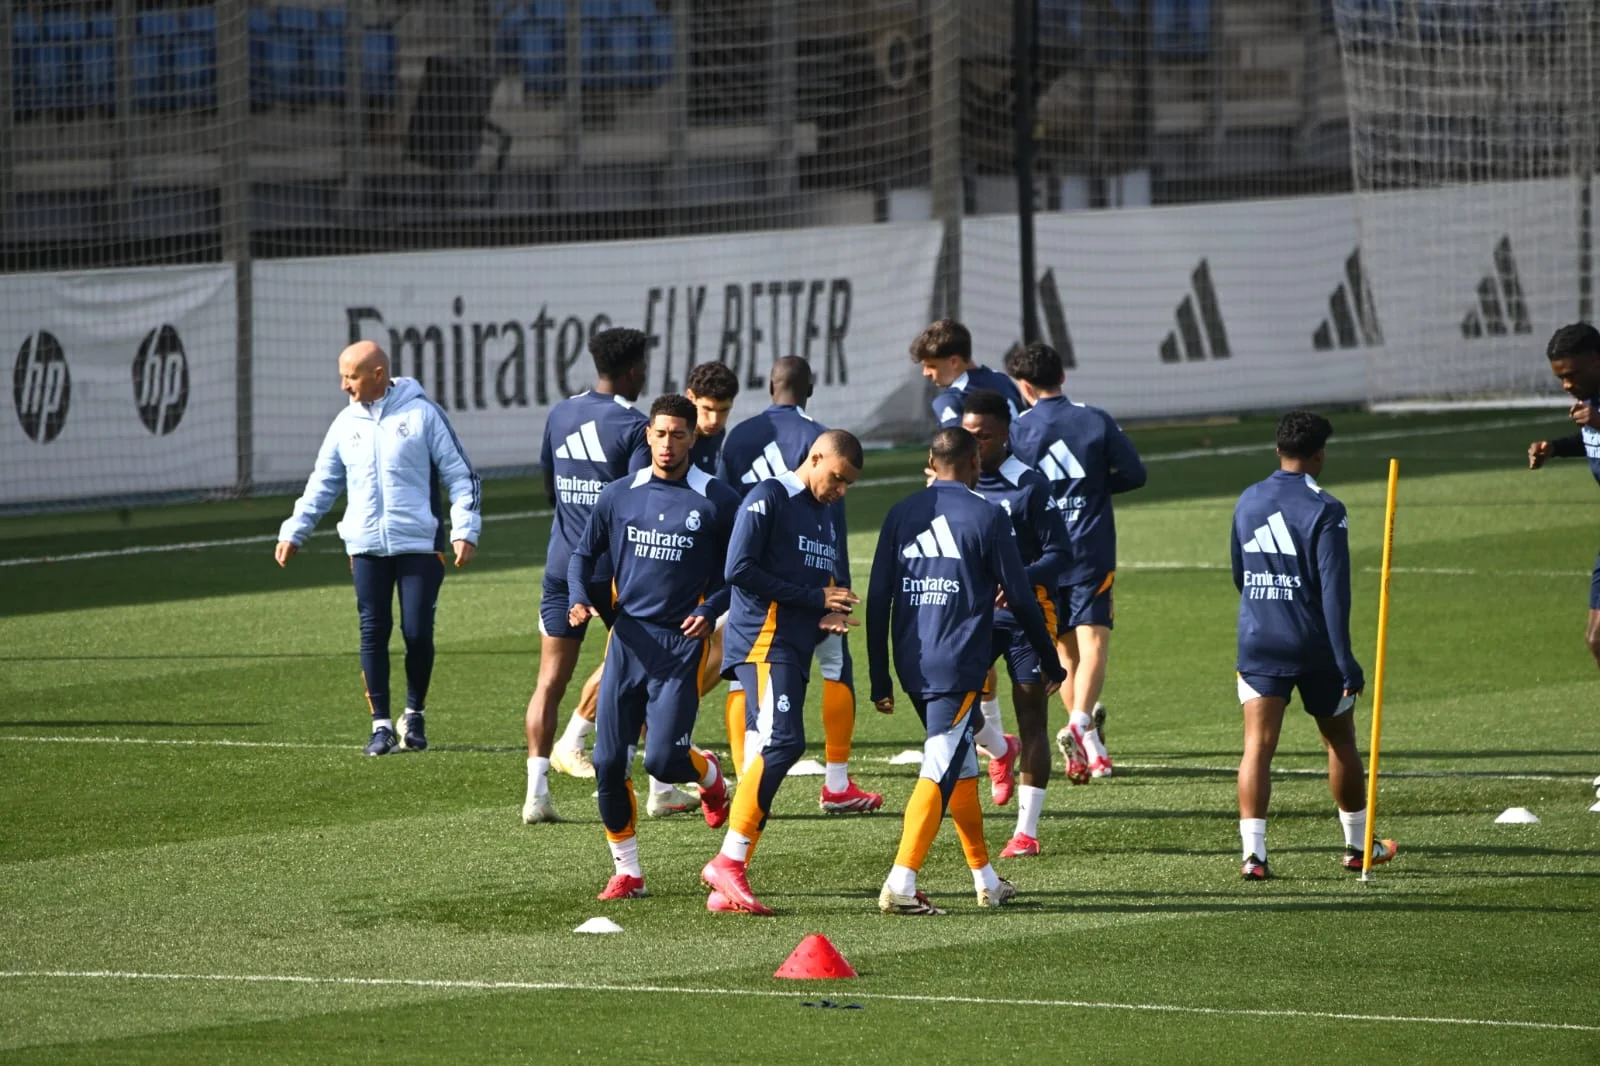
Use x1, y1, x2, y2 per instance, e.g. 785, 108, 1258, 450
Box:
1361, 458, 1400, 882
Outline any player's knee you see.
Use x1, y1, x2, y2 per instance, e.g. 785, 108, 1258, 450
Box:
640, 746, 681, 783
766, 733, 806, 769
591, 744, 631, 782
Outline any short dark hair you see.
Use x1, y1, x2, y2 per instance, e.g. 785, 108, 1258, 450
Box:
1276, 409, 1333, 459
816, 428, 864, 471
1005, 341, 1063, 389
589, 328, 650, 378
685, 361, 739, 402
1547, 323, 1600, 362
648, 393, 696, 426
929, 426, 978, 467
910, 319, 972, 364
960, 388, 1011, 425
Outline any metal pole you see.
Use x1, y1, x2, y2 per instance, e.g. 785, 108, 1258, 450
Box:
341, 0, 367, 217
0, 1, 15, 237
769, 0, 799, 212
1014, 0, 1038, 342
1577, 10, 1596, 323
218, 0, 254, 493
929, 0, 963, 319
113, 0, 135, 234
1296, 0, 1321, 167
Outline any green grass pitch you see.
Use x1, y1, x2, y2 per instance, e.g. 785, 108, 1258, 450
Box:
2, 409, 1597, 1064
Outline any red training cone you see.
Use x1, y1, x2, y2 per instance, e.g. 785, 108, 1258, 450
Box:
774, 934, 857, 980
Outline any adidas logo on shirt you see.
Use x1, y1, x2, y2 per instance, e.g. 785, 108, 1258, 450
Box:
1461, 235, 1532, 338
901, 515, 962, 559
1313, 248, 1383, 351
1159, 259, 1230, 363
740, 441, 793, 484
554, 421, 607, 462
1036, 439, 1086, 482
1242, 512, 1297, 555
747, 499, 768, 515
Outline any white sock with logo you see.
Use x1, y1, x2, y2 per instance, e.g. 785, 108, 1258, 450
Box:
559, 712, 594, 751
1338, 807, 1367, 849
974, 702, 1007, 758
1241, 817, 1267, 861
1016, 785, 1045, 839
719, 830, 752, 864
609, 837, 642, 878
527, 756, 549, 799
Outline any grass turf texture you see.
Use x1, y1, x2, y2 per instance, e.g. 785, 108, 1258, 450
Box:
1, 408, 1598, 1064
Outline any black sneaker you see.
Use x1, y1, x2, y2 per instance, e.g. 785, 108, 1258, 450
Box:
1241, 854, 1272, 880
398, 712, 427, 752
364, 726, 398, 756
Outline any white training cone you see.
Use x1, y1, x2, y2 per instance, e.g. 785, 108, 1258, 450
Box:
1589, 800, 1600, 813
888, 750, 923, 765
1494, 807, 1540, 824
787, 759, 826, 777
574, 917, 623, 934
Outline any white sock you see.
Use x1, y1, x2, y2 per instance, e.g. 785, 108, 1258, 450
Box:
1241, 817, 1267, 861
609, 836, 642, 878
1338, 807, 1367, 849
742, 731, 761, 774
527, 756, 549, 798
972, 863, 1001, 892
372, 717, 393, 733
719, 830, 752, 863
974, 701, 1007, 756
698, 751, 721, 789
1070, 709, 1109, 761
559, 712, 594, 750
649, 776, 674, 797
824, 762, 849, 792
403, 707, 421, 718
886, 864, 917, 896
1016, 784, 1045, 839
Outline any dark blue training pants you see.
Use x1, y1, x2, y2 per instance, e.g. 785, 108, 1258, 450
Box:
351, 552, 445, 719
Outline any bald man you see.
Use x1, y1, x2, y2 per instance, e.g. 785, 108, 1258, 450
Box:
277, 342, 481, 755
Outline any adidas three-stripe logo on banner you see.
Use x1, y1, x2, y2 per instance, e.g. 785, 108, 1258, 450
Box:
554, 421, 607, 461
1037, 439, 1086, 482
1242, 512, 1297, 555
1159, 259, 1230, 364
902, 515, 962, 559
1313, 248, 1384, 351
1461, 235, 1532, 338
740, 442, 792, 484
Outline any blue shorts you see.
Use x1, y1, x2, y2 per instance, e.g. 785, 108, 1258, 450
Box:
814, 632, 854, 688
538, 569, 616, 640
1589, 552, 1600, 610
1059, 572, 1115, 631
1237, 671, 1354, 719
988, 625, 1044, 685
907, 691, 982, 793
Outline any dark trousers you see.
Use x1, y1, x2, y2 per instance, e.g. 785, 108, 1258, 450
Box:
351, 552, 445, 719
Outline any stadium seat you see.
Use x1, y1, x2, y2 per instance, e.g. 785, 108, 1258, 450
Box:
248, 6, 273, 106
637, 14, 672, 87
615, 0, 657, 16
520, 21, 564, 96
39, 12, 86, 113
12, 12, 41, 120
1153, 0, 1209, 61
84, 17, 116, 112
135, 11, 181, 111
313, 7, 347, 103
362, 30, 398, 107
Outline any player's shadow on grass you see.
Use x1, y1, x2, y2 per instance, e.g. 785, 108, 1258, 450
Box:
0, 719, 264, 729
1010, 890, 1594, 915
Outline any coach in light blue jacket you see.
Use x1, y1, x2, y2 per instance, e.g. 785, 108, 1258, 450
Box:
275, 341, 482, 756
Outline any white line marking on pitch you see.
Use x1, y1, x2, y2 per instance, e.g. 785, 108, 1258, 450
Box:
0, 736, 1586, 782
0, 417, 1554, 568
0, 970, 1592, 1034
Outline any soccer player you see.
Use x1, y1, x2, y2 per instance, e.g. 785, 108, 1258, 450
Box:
687, 361, 740, 475
867, 427, 1065, 914
961, 389, 1073, 857
910, 318, 1026, 425
1528, 323, 1600, 669
568, 394, 743, 900
700, 430, 864, 914
717, 356, 881, 813
523, 328, 650, 823
1231, 410, 1395, 880
1005, 341, 1145, 784
275, 341, 480, 755
550, 359, 740, 816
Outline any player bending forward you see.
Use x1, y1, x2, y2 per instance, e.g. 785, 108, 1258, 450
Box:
567, 395, 743, 900
867, 428, 1065, 915
1231, 410, 1395, 880
700, 430, 864, 915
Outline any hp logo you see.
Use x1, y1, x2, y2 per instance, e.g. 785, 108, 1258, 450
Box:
13, 331, 71, 444
132, 324, 190, 436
